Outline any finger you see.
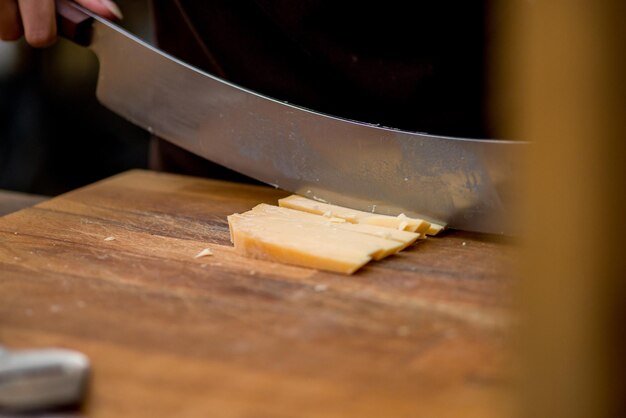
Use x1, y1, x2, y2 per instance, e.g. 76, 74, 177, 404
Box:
75, 0, 122, 20
0, 0, 23, 41
17, 0, 56, 47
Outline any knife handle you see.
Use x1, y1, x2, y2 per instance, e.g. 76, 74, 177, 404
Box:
55, 0, 93, 47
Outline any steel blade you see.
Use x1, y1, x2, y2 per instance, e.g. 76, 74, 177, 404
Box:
0, 346, 89, 411
83, 13, 525, 234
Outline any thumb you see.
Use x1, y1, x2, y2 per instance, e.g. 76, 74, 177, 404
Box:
74, 0, 123, 20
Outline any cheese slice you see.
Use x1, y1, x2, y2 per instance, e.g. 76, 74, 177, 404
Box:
333, 222, 420, 250
229, 214, 387, 274
251, 204, 347, 224
250, 204, 419, 250
236, 206, 403, 260
426, 222, 445, 236
229, 223, 370, 273
278, 195, 432, 234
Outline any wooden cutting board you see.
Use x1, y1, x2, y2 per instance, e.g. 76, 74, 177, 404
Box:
0, 170, 515, 418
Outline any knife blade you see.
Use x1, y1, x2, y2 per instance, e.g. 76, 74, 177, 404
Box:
56, 0, 525, 234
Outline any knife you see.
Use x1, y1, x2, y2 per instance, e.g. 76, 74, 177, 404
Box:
0, 345, 89, 411
56, 0, 525, 235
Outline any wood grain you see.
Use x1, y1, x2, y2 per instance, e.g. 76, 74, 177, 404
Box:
0, 170, 516, 418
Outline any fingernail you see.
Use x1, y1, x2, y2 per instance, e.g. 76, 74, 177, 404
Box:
100, 0, 123, 20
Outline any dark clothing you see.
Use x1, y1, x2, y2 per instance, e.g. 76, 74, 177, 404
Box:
150, 0, 489, 178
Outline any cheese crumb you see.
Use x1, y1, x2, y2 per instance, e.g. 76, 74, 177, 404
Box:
103, 236, 116, 241
314, 284, 328, 292
323, 210, 332, 217
194, 248, 213, 258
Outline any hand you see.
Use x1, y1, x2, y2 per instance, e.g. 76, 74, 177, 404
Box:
0, 0, 122, 47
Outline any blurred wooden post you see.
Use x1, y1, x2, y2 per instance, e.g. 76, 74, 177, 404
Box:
494, 0, 626, 417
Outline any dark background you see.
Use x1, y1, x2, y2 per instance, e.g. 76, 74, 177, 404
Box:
0, 0, 152, 197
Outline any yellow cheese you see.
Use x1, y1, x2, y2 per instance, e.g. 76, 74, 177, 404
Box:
250, 204, 347, 224
228, 213, 392, 274
237, 206, 403, 260
250, 204, 419, 250
229, 220, 369, 273
426, 222, 445, 236
334, 222, 420, 251
227, 197, 439, 274
278, 195, 431, 234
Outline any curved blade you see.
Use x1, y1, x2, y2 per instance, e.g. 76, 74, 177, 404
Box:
84, 12, 525, 234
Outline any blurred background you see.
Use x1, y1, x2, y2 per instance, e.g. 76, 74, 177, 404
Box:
0, 0, 152, 197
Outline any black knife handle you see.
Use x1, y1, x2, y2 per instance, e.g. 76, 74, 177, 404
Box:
55, 0, 93, 46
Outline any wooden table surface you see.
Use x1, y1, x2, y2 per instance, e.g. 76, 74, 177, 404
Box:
0, 170, 516, 418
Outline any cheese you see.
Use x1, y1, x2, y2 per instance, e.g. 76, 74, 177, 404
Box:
227, 196, 440, 274
194, 248, 213, 258
228, 214, 373, 274
278, 195, 431, 234
426, 222, 445, 236
250, 204, 419, 250
239, 206, 403, 260
251, 204, 347, 224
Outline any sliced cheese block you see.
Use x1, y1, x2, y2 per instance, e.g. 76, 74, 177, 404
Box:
250, 204, 419, 250
228, 213, 395, 274
236, 207, 403, 260
278, 195, 431, 234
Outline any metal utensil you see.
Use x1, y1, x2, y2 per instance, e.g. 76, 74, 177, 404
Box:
0, 345, 89, 412
56, 0, 526, 234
